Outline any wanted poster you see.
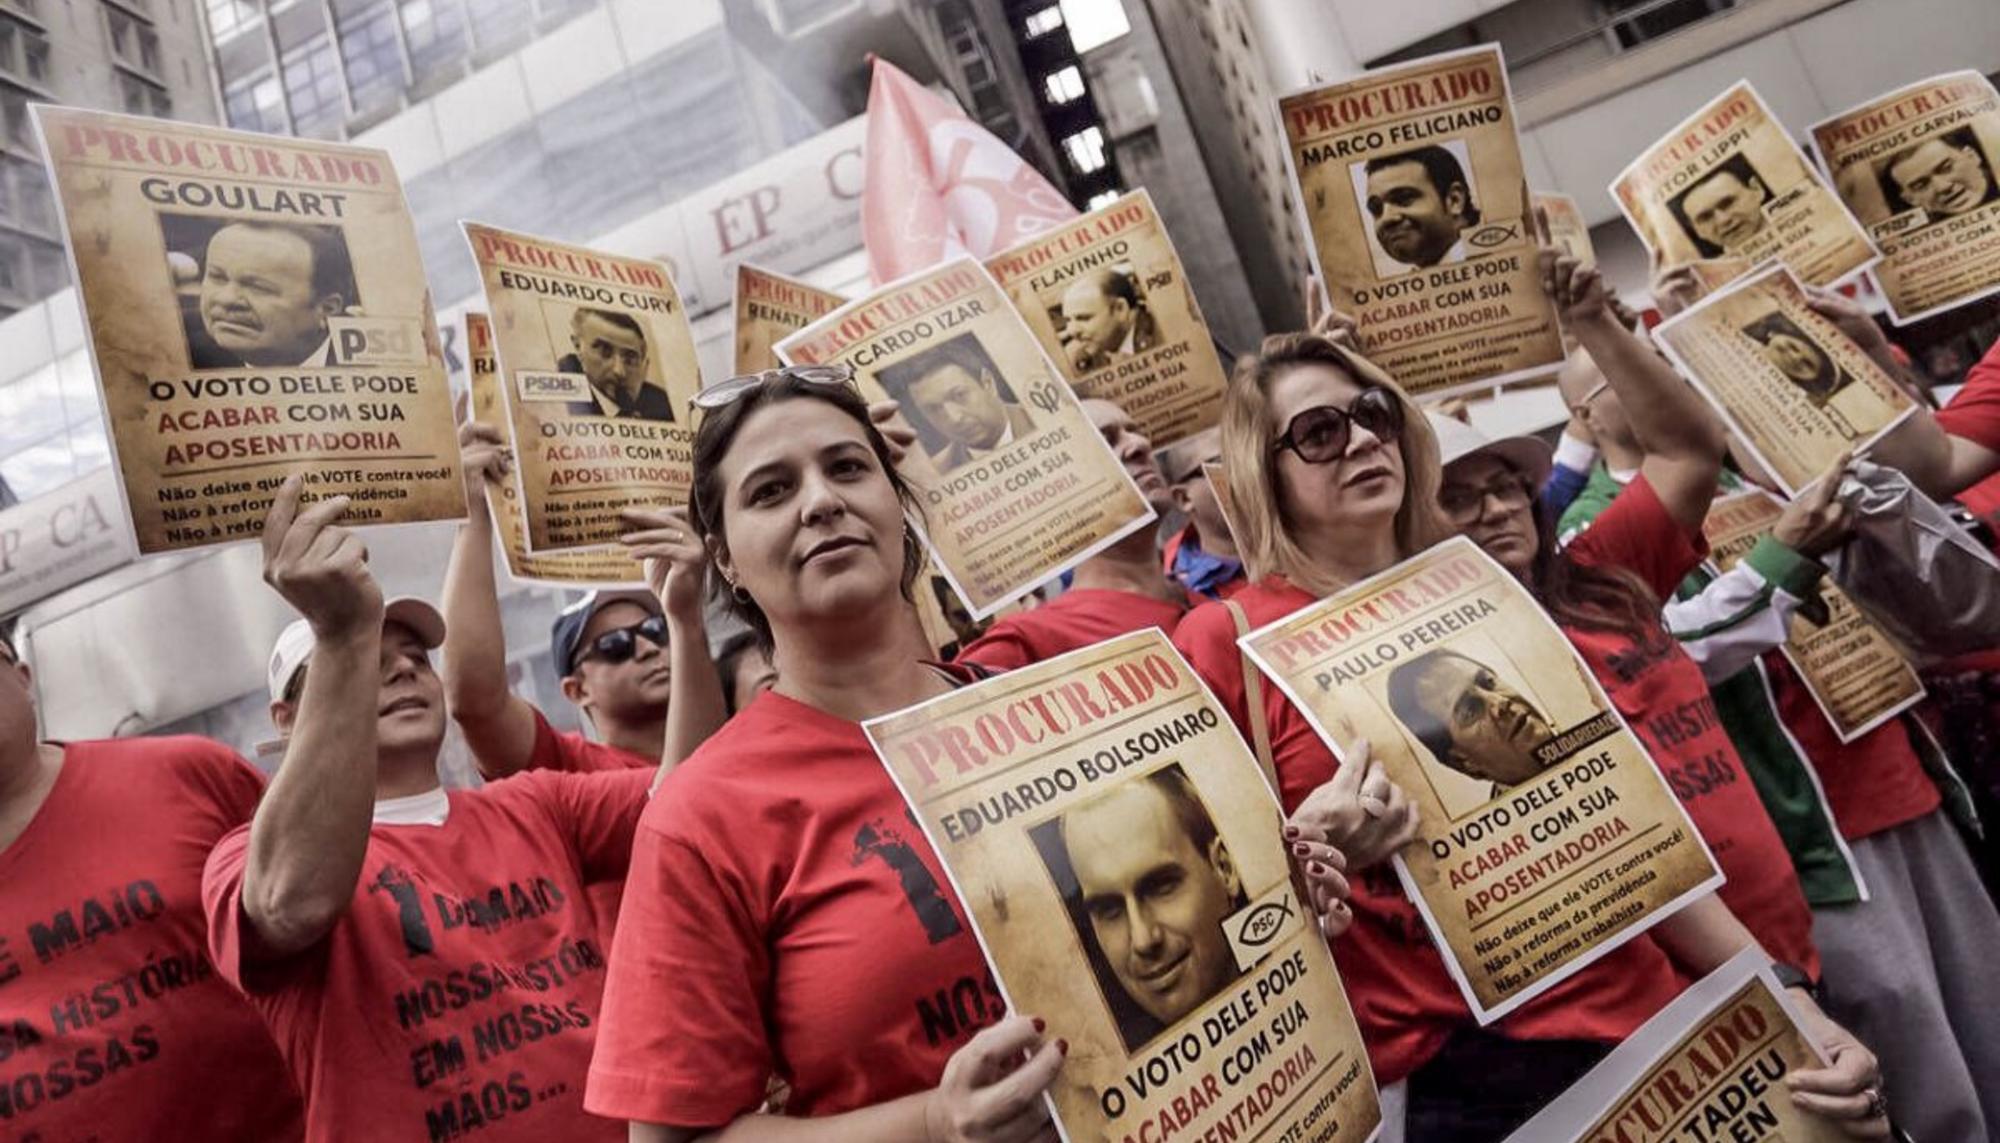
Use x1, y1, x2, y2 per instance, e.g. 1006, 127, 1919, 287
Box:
464, 221, 698, 553
33, 106, 463, 554
1614, 83, 1878, 289
1505, 951, 1843, 1143
732, 263, 843, 374
1534, 192, 1596, 265
1239, 538, 1720, 1022
464, 314, 643, 587
1278, 45, 1564, 399
1702, 490, 1923, 742
1684, 258, 1756, 300
1811, 72, 2000, 323
865, 629, 1381, 1143
1652, 263, 1916, 497
987, 190, 1228, 447
777, 258, 1154, 618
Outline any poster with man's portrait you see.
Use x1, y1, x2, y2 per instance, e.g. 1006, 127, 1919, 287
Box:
777, 258, 1154, 619
1653, 263, 1917, 497
732, 263, 844, 374
1532, 191, 1595, 266
1279, 45, 1564, 399
1239, 538, 1721, 1023
988, 190, 1228, 447
1812, 72, 2000, 324
865, 629, 1381, 1143
1614, 82, 1878, 289
463, 313, 644, 588
464, 221, 699, 553
33, 106, 464, 554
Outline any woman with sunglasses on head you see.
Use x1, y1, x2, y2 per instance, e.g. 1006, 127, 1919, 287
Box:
1172, 256, 1887, 1141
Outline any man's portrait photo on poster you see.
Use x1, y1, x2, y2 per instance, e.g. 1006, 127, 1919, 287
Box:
1669, 153, 1774, 258
1386, 647, 1560, 793
162, 214, 357, 370
1051, 265, 1161, 372
1876, 127, 2000, 227
876, 332, 1039, 475
1351, 141, 1482, 275
1029, 765, 1249, 1053
554, 305, 675, 423
1740, 312, 1856, 405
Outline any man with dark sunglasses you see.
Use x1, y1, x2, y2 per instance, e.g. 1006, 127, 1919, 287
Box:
441, 419, 722, 782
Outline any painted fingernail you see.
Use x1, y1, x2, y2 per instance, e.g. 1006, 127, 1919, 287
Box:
1292, 843, 1311, 857
1032, 1017, 1045, 1033
1308, 862, 1326, 876
1057, 1039, 1069, 1055
1282, 825, 1300, 839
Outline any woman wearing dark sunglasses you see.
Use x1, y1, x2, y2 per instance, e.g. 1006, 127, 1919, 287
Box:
1172, 255, 1886, 1141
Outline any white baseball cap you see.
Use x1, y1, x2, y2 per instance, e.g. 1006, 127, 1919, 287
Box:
1426, 412, 1553, 490
267, 597, 447, 704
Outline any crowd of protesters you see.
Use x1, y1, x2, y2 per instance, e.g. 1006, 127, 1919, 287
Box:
3, 232, 1998, 1143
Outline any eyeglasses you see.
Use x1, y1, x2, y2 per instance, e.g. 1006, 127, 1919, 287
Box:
690, 364, 857, 412
1270, 388, 1404, 464
1439, 477, 1532, 520
575, 615, 669, 670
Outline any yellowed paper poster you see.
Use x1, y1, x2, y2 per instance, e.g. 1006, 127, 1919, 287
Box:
1534, 192, 1595, 265
464, 313, 644, 587
1653, 263, 1916, 497
1812, 71, 2000, 324
777, 257, 1154, 618
865, 629, 1381, 1143
732, 263, 843, 374
1505, 951, 1843, 1143
987, 190, 1228, 446
1614, 83, 1878, 288
1279, 45, 1564, 399
1239, 538, 1721, 1022
34, 106, 463, 554
1702, 490, 1924, 743
464, 221, 698, 553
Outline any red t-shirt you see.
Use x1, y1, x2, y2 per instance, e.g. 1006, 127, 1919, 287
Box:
1762, 659, 1939, 841
202, 768, 651, 1143
1937, 339, 2000, 452
586, 691, 1000, 1126
524, 708, 653, 934
955, 587, 1189, 671
1562, 477, 1819, 977
0, 737, 303, 1141
1175, 588, 1685, 1085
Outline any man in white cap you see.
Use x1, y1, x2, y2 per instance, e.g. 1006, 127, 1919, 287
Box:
200, 476, 686, 1142
0, 628, 304, 1141
441, 420, 722, 780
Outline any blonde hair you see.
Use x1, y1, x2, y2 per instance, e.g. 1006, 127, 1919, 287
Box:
1220, 332, 1452, 596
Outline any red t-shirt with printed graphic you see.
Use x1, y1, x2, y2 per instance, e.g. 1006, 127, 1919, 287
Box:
1561, 476, 1819, 977
1174, 590, 1685, 1085
586, 691, 1001, 1126
0, 737, 303, 1141
523, 707, 653, 933
955, 588, 1189, 671
202, 768, 650, 1143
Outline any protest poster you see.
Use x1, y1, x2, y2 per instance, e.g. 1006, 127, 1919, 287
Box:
1811, 72, 2000, 324
1278, 45, 1564, 399
732, 263, 844, 374
777, 257, 1154, 618
464, 221, 698, 553
865, 628, 1381, 1143
1702, 490, 1923, 743
1613, 83, 1877, 289
1238, 538, 1721, 1022
1652, 263, 1917, 497
1683, 258, 1756, 300
1504, 950, 1843, 1143
1534, 192, 1595, 265
986, 190, 1228, 447
464, 313, 644, 587
33, 106, 463, 555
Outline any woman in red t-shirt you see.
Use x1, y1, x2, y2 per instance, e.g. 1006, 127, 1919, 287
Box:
1172, 255, 1887, 1141
586, 369, 1347, 1141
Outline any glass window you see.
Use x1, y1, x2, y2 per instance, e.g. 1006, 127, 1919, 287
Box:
206, 0, 263, 41
23, 31, 46, 81
1062, 125, 1106, 174
465, 0, 531, 54
223, 70, 288, 133
1042, 65, 1084, 105
1085, 189, 1119, 211
281, 34, 346, 136
336, 1, 404, 112
400, 0, 469, 81
1022, 5, 1063, 37
1057, 0, 1128, 52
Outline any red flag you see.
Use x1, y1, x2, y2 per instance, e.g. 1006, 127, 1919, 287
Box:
862, 57, 1078, 284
